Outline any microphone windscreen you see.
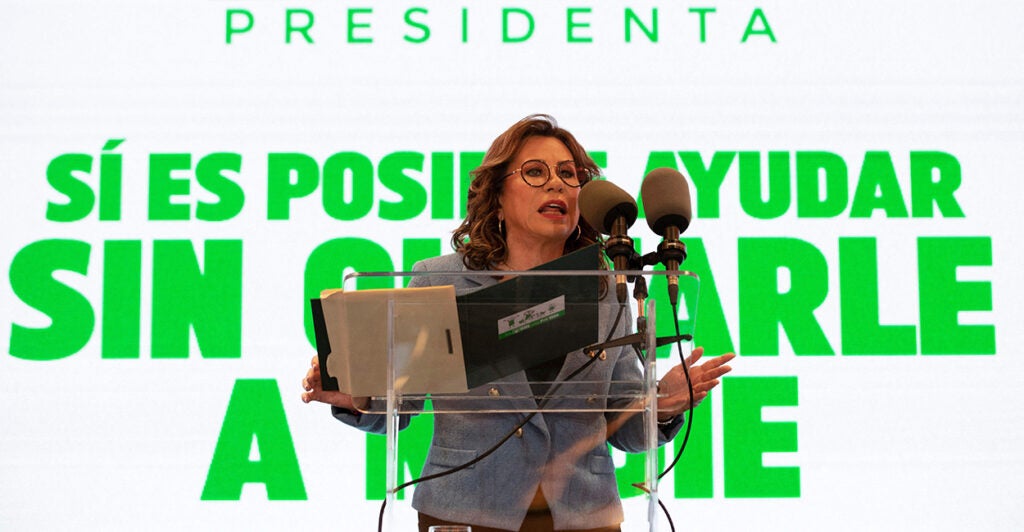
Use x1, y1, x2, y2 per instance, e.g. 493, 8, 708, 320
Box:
641, 167, 692, 234
578, 179, 638, 235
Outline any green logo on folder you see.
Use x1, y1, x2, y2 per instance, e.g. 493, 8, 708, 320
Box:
497, 295, 566, 339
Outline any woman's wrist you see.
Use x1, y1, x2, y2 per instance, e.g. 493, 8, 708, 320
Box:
657, 413, 679, 425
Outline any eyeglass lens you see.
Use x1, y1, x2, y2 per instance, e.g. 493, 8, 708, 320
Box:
520, 160, 581, 187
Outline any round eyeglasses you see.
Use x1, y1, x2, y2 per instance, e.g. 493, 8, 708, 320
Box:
504, 159, 586, 188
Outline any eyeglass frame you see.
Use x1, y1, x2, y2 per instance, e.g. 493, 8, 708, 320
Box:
503, 159, 589, 188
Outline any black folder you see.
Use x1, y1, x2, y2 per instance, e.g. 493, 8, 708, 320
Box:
455, 244, 601, 388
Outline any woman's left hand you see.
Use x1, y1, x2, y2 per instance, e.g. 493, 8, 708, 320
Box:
656, 347, 735, 421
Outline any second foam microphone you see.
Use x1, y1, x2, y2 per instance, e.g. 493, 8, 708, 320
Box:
640, 167, 693, 307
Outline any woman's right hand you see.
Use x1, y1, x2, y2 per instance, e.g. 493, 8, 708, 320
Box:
301, 356, 368, 411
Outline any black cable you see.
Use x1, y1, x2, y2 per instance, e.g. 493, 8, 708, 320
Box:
377, 303, 628, 532
659, 496, 676, 532
658, 302, 695, 480
630, 298, 694, 532
631, 482, 677, 532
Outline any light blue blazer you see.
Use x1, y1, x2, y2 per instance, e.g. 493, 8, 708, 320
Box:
332, 253, 682, 530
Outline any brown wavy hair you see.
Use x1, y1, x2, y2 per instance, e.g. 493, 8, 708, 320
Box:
452, 114, 602, 270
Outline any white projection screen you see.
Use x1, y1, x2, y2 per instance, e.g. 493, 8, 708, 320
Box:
2, 1, 1022, 530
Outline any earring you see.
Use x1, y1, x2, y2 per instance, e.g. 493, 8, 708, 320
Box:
574, 225, 582, 240
498, 218, 505, 236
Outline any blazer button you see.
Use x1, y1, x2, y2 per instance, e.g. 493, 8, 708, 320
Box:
488, 387, 500, 397
515, 427, 524, 438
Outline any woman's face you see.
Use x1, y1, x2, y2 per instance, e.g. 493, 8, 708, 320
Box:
499, 135, 581, 249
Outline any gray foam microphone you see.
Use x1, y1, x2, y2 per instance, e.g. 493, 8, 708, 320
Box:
579, 179, 638, 235
641, 167, 691, 236
578, 179, 638, 304
640, 168, 692, 307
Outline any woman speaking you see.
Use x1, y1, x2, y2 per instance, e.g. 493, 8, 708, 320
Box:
302, 114, 734, 532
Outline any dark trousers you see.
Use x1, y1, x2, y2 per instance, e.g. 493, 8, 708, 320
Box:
418, 511, 621, 532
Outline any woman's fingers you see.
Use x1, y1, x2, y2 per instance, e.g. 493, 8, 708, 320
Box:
658, 349, 738, 417
685, 346, 704, 367
704, 352, 736, 370
303, 364, 322, 391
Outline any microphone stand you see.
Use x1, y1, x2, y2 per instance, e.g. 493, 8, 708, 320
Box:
586, 238, 695, 358
581, 275, 691, 359
582, 329, 692, 359
657, 226, 687, 308
606, 217, 636, 304
588, 235, 694, 532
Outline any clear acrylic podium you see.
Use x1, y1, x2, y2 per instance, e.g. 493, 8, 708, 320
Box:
336, 268, 699, 532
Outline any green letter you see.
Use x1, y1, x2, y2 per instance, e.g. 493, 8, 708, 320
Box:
738, 152, 790, 219
910, 151, 964, 218
151, 240, 242, 358
379, 152, 427, 221
741, 8, 776, 43
225, 9, 254, 44
724, 376, 799, 497
9, 240, 94, 360
102, 240, 142, 359
149, 153, 192, 220
347, 8, 373, 43
322, 152, 374, 220
303, 238, 395, 346
503, 8, 534, 43
919, 237, 995, 354
850, 151, 909, 218
267, 153, 320, 220
285, 9, 314, 44
673, 398, 714, 498
201, 379, 307, 500
99, 139, 125, 221
431, 152, 455, 219
625, 8, 658, 43
839, 238, 917, 355
366, 414, 433, 500
461, 8, 469, 42
795, 151, 848, 218
689, 8, 716, 43
195, 153, 245, 221
404, 8, 430, 43
680, 151, 736, 219
739, 238, 834, 356
46, 153, 94, 222
567, 8, 593, 43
